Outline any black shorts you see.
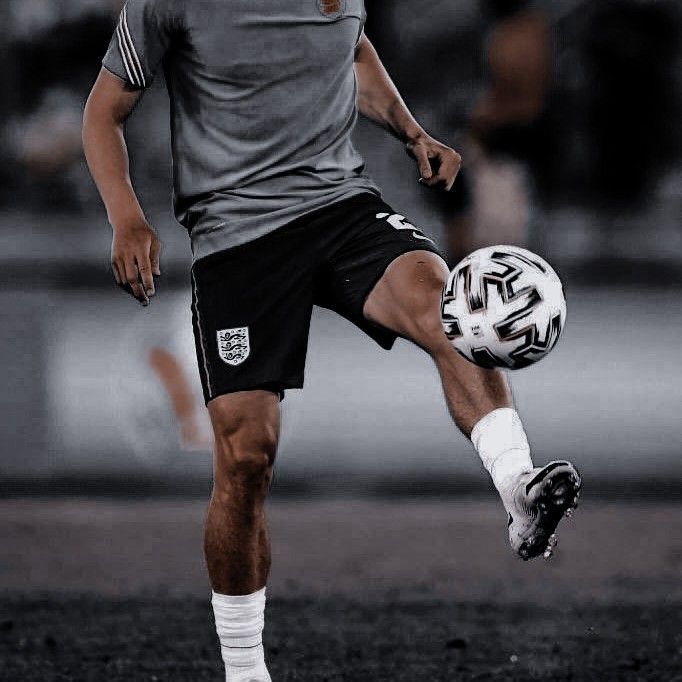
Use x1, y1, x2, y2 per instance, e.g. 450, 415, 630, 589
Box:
190, 192, 445, 403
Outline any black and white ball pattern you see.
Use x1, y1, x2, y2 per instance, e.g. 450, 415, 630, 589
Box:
441, 245, 566, 370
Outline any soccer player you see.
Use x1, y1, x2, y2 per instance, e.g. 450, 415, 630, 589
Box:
83, 2, 581, 679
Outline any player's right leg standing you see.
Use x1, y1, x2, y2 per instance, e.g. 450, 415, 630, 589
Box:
189, 216, 320, 682
205, 390, 279, 682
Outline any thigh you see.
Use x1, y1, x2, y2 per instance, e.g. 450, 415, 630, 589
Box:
191, 231, 317, 404
363, 250, 450, 351
319, 197, 448, 348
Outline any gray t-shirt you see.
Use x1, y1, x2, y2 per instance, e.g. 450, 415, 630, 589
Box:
103, 0, 380, 261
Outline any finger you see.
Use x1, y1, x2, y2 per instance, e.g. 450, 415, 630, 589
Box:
136, 251, 155, 298
438, 154, 463, 191
418, 155, 442, 186
111, 260, 122, 286
445, 170, 460, 192
419, 169, 442, 187
150, 237, 162, 277
444, 159, 462, 191
409, 143, 433, 180
123, 259, 149, 305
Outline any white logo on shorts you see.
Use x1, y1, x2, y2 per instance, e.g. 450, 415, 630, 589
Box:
376, 212, 435, 244
217, 327, 250, 366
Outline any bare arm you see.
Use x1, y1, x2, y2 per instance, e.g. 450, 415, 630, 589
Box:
83, 68, 161, 305
354, 34, 462, 191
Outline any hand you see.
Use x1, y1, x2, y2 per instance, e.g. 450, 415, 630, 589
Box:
406, 133, 462, 191
111, 219, 161, 306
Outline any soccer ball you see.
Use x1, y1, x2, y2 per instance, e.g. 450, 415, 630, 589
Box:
441, 245, 566, 370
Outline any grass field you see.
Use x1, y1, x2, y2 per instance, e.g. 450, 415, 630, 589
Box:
1, 498, 680, 680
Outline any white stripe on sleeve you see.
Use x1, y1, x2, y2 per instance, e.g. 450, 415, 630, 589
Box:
116, 21, 139, 86
121, 5, 147, 88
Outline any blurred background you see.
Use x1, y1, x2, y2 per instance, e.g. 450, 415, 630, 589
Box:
1, 0, 680, 495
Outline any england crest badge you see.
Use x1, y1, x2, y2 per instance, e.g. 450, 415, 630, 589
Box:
217, 327, 250, 366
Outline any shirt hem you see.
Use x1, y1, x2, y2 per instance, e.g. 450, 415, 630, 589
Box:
188, 185, 382, 263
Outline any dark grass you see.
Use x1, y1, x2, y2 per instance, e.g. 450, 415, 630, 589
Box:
0, 596, 680, 681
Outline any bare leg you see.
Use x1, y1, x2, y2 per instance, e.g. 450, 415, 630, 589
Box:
364, 250, 581, 561
364, 250, 512, 436
205, 390, 280, 595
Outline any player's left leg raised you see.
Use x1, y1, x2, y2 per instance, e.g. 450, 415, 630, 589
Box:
363, 250, 580, 560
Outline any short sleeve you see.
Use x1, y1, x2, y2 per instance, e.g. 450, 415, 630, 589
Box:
102, 0, 177, 89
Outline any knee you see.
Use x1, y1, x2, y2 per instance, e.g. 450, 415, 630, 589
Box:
217, 423, 276, 484
216, 419, 277, 483
210, 397, 279, 490
365, 250, 453, 353
400, 259, 451, 352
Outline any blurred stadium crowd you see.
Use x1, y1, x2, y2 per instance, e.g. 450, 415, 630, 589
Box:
0, 0, 680, 264
1, 0, 680, 258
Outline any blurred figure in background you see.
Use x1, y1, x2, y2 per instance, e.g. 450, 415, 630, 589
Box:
439, 0, 681, 264
438, 0, 553, 262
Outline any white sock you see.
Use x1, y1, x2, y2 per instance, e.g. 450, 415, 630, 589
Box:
471, 408, 533, 497
212, 588, 271, 682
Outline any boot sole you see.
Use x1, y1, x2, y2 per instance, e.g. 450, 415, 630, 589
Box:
517, 462, 582, 561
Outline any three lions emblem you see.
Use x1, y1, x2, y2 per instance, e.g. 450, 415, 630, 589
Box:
217, 327, 250, 366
